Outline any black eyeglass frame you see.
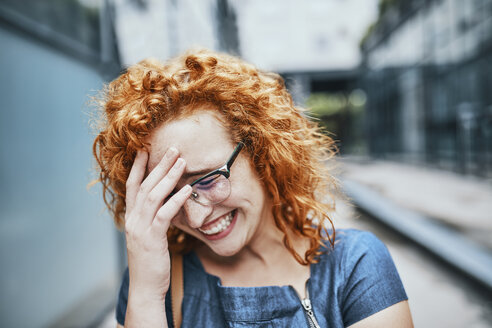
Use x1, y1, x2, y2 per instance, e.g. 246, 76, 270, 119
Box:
188, 141, 244, 203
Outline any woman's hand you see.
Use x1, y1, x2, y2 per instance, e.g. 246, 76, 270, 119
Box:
123, 147, 192, 327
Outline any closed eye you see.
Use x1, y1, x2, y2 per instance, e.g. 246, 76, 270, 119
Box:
198, 175, 220, 186
194, 174, 222, 190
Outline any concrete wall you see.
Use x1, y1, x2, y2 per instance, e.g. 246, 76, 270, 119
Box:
0, 25, 119, 327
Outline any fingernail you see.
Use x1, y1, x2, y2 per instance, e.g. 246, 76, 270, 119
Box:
181, 185, 192, 194
175, 158, 185, 168
167, 147, 178, 158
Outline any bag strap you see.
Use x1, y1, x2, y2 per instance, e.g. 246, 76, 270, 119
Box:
171, 253, 183, 328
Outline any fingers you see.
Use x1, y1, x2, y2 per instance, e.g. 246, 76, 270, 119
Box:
126, 150, 148, 213
154, 184, 192, 232
140, 157, 187, 223
138, 147, 179, 196
126, 145, 189, 231
133, 147, 179, 215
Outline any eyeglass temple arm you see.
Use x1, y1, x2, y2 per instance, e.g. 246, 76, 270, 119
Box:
189, 142, 244, 186
226, 142, 244, 169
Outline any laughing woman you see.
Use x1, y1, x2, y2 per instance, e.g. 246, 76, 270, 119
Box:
92, 49, 413, 327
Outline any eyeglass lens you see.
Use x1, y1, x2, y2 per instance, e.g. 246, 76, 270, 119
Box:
190, 173, 231, 205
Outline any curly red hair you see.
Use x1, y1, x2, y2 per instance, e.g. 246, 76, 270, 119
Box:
92, 48, 337, 265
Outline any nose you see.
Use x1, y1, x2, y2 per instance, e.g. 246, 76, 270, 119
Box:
182, 198, 214, 229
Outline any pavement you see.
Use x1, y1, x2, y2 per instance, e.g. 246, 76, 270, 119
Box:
340, 158, 492, 246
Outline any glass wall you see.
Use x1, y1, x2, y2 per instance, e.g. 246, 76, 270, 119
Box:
360, 0, 492, 176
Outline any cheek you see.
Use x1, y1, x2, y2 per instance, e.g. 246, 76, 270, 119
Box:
230, 159, 264, 196
227, 177, 267, 212
171, 208, 187, 228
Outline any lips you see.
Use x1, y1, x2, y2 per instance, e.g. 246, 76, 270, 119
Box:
197, 209, 237, 241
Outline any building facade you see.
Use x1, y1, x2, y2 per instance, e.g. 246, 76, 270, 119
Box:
112, 0, 240, 66
360, 0, 492, 176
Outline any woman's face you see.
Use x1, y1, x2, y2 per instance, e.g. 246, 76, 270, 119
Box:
146, 110, 273, 257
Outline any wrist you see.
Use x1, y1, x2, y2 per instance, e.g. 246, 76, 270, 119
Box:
128, 282, 168, 302
126, 294, 168, 328
126, 286, 168, 327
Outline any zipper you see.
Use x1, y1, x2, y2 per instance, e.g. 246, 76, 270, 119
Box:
296, 281, 321, 328
301, 296, 321, 328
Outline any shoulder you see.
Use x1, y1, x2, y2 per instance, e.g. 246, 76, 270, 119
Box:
317, 229, 394, 283
322, 228, 402, 284
334, 229, 390, 262
320, 229, 389, 265
333, 228, 385, 249
318, 229, 408, 327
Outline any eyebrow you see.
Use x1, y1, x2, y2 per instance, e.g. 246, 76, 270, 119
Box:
180, 158, 228, 180
180, 168, 215, 180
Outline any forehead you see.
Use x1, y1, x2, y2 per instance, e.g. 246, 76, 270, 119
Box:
147, 110, 234, 171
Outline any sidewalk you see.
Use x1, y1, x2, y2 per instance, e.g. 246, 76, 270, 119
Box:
340, 158, 492, 249
338, 157, 492, 290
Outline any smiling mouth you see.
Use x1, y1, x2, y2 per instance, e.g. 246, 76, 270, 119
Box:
198, 210, 236, 235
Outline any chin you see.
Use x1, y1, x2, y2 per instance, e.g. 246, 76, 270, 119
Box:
211, 246, 240, 258
205, 238, 244, 258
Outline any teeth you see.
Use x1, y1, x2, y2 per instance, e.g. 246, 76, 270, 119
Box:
198, 212, 234, 235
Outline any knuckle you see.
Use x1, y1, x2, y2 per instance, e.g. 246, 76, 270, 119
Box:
157, 160, 168, 170
146, 191, 159, 205
124, 222, 135, 236
155, 209, 172, 224
124, 215, 139, 234
161, 175, 172, 186
138, 183, 149, 195
125, 177, 134, 189
125, 223, 142, 240
154, 211, 165, 222
166, 195, 180, 208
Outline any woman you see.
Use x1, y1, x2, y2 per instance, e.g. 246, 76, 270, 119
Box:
93, 49, 413, 327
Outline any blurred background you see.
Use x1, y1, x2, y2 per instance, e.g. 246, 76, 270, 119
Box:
0, 0, 491, 327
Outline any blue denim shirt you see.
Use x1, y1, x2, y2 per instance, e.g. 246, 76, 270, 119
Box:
116, 229, 407, 327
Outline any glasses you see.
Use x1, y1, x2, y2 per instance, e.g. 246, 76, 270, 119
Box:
188, 142, 244, 205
